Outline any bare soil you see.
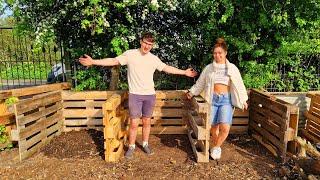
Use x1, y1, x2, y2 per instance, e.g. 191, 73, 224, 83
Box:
0, 130, 313, 179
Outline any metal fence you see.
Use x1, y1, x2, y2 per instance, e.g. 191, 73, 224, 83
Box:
0, 27, 67, 90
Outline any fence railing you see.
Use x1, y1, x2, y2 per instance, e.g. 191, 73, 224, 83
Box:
0, 27, 67, 90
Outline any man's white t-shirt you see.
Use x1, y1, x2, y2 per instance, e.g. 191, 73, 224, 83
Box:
116, 49, 167, 95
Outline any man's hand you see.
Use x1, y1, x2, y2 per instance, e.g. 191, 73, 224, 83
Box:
184, 68, 197, 77
79, 54, 93, 67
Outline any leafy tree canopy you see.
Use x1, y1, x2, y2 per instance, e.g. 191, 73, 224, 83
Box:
2, 0, 320, 91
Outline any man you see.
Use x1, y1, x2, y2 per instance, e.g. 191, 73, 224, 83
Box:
79, 32, 197, 159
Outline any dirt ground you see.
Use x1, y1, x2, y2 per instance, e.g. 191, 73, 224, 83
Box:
0, 130, 315, 179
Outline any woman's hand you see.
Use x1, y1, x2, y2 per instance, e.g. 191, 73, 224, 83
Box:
186, 92, 193, 100
243, 101, 248, 111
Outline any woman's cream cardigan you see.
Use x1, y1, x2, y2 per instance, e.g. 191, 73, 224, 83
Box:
189, 60, 248, 110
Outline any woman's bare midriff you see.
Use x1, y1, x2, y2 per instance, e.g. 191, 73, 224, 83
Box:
213, 83, 230, 94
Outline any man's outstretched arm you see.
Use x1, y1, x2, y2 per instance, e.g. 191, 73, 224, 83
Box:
79, 54, 120, 67
162, 65, 197, 77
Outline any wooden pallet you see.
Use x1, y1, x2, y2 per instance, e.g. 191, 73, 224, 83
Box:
231, 108, 249, 134
249, 89, 298, 160
1, 83, 70, 99
62, 91, 126, 132
103, 94, 127, 162
133, 91, 188, 135
10, 91, 63, 161
301, 93, 320, 143
188, 130, 209, 162
187, 96, 210, 162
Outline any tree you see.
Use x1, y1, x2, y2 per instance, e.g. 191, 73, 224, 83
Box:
4, 0, 320, 91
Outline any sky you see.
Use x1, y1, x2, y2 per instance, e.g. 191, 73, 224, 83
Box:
0, 3, 13, 19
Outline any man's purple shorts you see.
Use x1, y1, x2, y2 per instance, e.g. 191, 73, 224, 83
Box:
128, 93, 156, 119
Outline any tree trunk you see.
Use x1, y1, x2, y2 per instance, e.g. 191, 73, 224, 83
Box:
109, 66, 120, 90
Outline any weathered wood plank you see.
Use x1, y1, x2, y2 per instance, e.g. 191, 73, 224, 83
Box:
233, 109, 249, 117
18, 111, 62, 141
187, 130, 209, 162
0, 113, 15, 125
249, 120, 284, 150
17, 102, 62, 126
152, 108, 183, 117
62, 91, 112, 100
155, 90, 185, 99
104, 94, 121, 110
137, 126, 187, 135
305, 111, 320, 125
0, 91, 12, 100
2, 83, 70, 98
187, 112, 207, 140
232, 118, 249, 125
64, 127, 103, 132
63, 101, 105, 108
230, 126, 248, 134
63, 109, 103, 118
64, 119, 102, 126
15, 91, 61, 115
154, 100, 182, 107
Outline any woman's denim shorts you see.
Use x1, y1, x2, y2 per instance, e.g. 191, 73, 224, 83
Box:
211, 93, 233, 125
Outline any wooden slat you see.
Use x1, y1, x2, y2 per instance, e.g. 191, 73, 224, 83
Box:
305, 112, 320, 125
249, 120, 284, 150
0, 92, 12, 100
306, 125, 320, 139
307, 119, 320, 130
250, 109, 284, 139
2, 83, 70, 98
233, 109, 249, 117
251, 103, 287, 129
15, 91, 61, 115
64, 127, 103, 132
62, 91, 111, 100
64, 119, 102, 126
155, 90, 185, 99
137, 126, 187, 135
63, 101, 105, 108
154, 100, 182, 107
17, 102, 62, 126
18, 111, 62, 141
187, 112, 207, 140
251, 133, 277, 157
105, 139, 124, 162
232, 118, 249, 125
187, 130, 209, 162
63, 109, 103, 118
104, 94, 121, 110
230, 126, 248, 134
301, 129, 320, 143
19, 121, 62, 150
190, 97, 208, 114
0, 113, 15, 125
152, 108, 183, 117
127, 118, 184, 125
251, 91, 289, 118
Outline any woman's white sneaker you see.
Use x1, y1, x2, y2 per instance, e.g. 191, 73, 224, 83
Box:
210, 147, 221, 160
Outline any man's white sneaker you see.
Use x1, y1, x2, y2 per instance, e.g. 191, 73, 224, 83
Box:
210, 147, 221, 160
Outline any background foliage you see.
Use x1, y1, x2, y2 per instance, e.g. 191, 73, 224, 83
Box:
2, 0, 320, 91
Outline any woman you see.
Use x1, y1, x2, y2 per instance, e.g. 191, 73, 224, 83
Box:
187, 38, 248, 160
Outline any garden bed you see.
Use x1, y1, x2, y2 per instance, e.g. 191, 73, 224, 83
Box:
0, 130, 280, 179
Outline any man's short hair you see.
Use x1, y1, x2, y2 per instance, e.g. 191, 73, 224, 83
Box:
141, 32, 155, 43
